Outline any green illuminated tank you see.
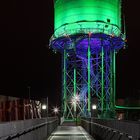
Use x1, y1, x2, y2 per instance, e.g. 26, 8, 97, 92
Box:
54, 0, 122, 37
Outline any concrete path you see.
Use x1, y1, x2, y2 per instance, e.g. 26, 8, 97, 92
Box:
47, 125, 95, 140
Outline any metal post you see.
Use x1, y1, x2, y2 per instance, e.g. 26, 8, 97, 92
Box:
113, 50, 116, 110
47, 97, 48, 119
88, 34, 91, 115
74, 45, 77, 120
110, 51, 113, 110
101, 46, 104, 115
63, 50, 67, 116
74, 67, 77, 119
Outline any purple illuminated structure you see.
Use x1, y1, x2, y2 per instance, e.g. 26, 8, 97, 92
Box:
50, 0, 125, 120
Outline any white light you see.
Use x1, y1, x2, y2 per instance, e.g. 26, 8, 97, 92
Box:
71, 99, 76, 105
54, 108, 58, 113
71, 94, 80, 106
42, 104, 47, 110
75, 94, 80, 101
53, 107, 59, 114
92, 104, 97, 110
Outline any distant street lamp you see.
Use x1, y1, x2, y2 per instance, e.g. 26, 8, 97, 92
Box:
92, 104, 97, 117
41, 97, 49, 118
53, 107, 59, 116
75, 94, 80, 102
42, 104, 47, 110
71, 94, 80, 105
92, 104, 97, 110
71, 94, 80, 125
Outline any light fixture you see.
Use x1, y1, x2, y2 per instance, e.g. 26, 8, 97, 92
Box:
53, 107, 59, 114
92, 104, 97, 110
42, 104, 47, 110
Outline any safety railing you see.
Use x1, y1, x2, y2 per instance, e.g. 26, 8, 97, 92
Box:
81, 118, 139, 140
0, 118, 58, 140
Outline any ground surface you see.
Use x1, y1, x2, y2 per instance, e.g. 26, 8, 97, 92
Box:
47, 122, 95, 140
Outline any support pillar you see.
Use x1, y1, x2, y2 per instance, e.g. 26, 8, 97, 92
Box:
87, 35, 91, 116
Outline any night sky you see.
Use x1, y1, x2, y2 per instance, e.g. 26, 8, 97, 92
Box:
0, 0, 140, 106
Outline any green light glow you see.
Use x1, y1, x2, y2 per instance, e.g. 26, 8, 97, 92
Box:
88, 36, 91, 112
54, 0, 121, 37
115, 105, 140, 110
74, 68, 76, 112
101, 46, 104, 112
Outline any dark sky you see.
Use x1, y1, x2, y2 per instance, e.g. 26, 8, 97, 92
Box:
0, 0, 140, 106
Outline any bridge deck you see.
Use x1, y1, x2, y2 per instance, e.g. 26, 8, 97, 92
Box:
47, 125, 94, 140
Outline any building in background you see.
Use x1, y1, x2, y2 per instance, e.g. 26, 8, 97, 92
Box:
116, 98, 140, 121
0, 95, 41, 122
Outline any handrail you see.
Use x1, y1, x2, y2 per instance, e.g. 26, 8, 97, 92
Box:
81, 118, 133, 139
53, 20, 124, 39
0, 119, 58, 140
55, 20, 120, 33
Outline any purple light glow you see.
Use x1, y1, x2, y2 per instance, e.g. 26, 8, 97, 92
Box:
51, 33, 124, 55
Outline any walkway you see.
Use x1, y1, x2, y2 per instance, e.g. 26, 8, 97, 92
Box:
47, 122, 94, 140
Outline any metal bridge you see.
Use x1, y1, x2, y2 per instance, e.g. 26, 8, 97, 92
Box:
0, 117, 139, 140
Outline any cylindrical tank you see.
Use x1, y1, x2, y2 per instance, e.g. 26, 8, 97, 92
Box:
54, 0, 122, 37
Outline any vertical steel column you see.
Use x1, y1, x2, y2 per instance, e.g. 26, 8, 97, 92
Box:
74, 68, 76, 114
74, 46, 77, 118
105, 50, 108, 111
63, 50, 67, 115
110, 51, 113, 110
96, 53, 99, 98
87, 35, 91, 114
113, 50, 116, 110
101, 46, 104, 113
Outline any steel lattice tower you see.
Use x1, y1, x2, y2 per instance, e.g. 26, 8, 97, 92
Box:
50, 0, 125, 120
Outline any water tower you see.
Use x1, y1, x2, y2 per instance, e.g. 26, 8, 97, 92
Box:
50, 0, 125, 119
